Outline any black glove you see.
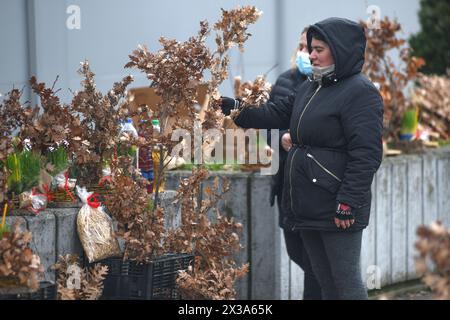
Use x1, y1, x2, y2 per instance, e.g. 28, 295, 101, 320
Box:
220, 97, 240, 116
335, 203, 355, 221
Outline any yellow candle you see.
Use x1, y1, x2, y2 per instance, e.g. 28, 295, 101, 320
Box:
1, 202, 8, 228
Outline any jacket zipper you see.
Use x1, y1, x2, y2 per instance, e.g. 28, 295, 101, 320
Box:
289, 85, 322, 217
306, 153, 342, 182
289, 148, 299, 213
296, 85, 322, 145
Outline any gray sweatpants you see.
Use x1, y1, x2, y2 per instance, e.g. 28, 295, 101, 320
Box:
300, 229, 368, 300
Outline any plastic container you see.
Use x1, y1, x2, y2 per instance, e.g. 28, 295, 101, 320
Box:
87, 253, 195, 300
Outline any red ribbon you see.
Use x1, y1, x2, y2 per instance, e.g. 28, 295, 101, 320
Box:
64, 171, 76, 203
28, 185, 53, 214
87, 193, 101, 208
42, 184, 53, 203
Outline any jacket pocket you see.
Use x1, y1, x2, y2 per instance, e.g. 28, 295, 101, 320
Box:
304, 151, 344, 194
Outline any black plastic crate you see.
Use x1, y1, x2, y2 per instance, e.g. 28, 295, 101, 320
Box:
90, 253, 194, 300
0, 281, 56, 300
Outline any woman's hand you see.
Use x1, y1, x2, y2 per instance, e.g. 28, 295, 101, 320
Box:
281, 132, 293, 152
220, 97, 240, 116
335, 203, 355, 229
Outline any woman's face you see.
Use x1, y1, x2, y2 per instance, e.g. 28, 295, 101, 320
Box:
309, 38, 334, 67
298, 32, 308, 54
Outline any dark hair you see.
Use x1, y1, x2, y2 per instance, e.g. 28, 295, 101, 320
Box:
302, 26, 310, 35
309, 28, 326, 43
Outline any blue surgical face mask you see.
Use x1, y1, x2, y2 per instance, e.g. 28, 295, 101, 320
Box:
296, 51, 312, 76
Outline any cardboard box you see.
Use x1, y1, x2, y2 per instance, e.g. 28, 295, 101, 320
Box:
127, 85, 209, 135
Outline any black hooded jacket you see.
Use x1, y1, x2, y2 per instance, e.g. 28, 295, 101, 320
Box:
234, 18, 384, 231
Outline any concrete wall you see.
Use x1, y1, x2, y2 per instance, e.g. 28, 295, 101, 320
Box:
166, 147, 450, 299
6, 206, 84, 283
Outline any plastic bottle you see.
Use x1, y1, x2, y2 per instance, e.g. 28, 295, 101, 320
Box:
120, 118, 139, 168
120, 118, 138, 138
151, 119, 165, 193
151, 119, 160, 134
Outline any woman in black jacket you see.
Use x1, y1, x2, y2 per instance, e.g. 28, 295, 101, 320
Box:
222, 18, 384, 300
268, 27, 322, 300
